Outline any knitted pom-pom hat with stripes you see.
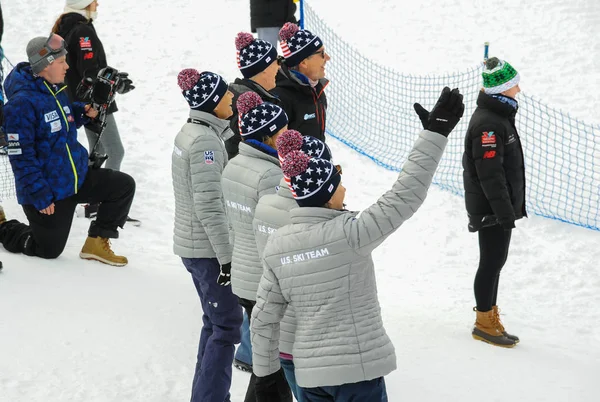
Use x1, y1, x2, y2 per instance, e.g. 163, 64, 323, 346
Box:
279, 22, 324, 67
235, 32, 278, 79
282, 150, 341, 207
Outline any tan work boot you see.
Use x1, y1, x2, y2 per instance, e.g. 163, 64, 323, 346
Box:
493, 305, 520, 343
0, 205, 6, 225
472, 308, 516, 348
79, 236, 128, 266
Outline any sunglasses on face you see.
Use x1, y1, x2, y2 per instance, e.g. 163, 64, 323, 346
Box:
313, 49, 326, 59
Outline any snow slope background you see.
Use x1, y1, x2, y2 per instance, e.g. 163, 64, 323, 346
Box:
0, 0, 598, 401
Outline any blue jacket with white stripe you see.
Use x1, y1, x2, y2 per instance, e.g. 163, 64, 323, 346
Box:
2, 62, 89, 210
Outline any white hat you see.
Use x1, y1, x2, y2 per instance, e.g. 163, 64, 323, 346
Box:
65, 0, 94, 10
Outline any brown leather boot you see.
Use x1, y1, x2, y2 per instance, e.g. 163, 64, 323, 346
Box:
472, 308, 517, 348
80, 236, 128, 267
493, 305, 520, 343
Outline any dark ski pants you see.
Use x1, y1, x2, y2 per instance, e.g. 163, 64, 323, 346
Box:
301, 377, 388, 402
182, 257, 242, 402
240, 298, 259, 402
280, 358, 303, 401
0, 168, 135, 259
474, 224, 512, 312
241, 297, 293, 402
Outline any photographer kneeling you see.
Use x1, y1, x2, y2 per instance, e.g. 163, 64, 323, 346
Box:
0, 34, 135, 266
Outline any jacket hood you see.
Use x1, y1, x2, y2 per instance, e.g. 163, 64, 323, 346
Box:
4, 62, 54, 99
56, 12, 90, 38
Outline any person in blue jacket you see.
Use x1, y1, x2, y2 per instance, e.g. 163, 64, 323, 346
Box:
0, 33, 135, 266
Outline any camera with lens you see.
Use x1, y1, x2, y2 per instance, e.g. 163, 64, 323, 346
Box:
76, 66, 134, 169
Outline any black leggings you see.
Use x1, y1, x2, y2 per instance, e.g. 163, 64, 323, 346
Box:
474, 224, 512, 312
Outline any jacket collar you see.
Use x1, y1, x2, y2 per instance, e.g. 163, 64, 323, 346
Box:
277, 177, 295, 200
232, 78, 278, 102
277, 64, 329, 96
477, 91, 518, 119
238, 141, 281, 166
188, 109, 233, 140
290, 206, 357, 223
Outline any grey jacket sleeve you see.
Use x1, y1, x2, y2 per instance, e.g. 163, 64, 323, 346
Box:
251, 260, 288, 377
190, 135, 233, 265
344, 130, 448, 256
257, 166, 283, 199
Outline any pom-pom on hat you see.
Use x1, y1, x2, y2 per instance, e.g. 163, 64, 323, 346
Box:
236, 32, 278, 79
282, 151, 341, 207
279, 22, 324, 67
276, 129, 333, 164
482, 57, 520, 95
237, 92, 288, 141
177, 69, 229, 112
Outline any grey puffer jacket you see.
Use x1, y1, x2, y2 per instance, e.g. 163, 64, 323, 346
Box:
172, 110, 233, 264
221, 141, 282, 301
253, 177, 297, 355
251, 130, 448, 388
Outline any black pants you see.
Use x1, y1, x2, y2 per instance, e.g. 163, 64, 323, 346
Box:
474, 224, 512, 312
240, 298, 258, 402
0, 168, 135, 259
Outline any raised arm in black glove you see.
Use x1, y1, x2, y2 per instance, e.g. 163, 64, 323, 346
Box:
413, 87, 465, 137
255, 368, 293, 402
217, 262, 232, 286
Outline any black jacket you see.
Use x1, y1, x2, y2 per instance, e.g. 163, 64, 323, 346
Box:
250, 0, 296, 32
226, 78, 282, 159
462, 91, 527, 232
271, 65, 328, 142
56, 13, 117, 113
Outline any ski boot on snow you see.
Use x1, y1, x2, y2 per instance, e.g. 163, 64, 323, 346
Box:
472, 308, 517, 348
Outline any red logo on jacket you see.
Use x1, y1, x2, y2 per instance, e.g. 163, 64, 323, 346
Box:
482, 131, 496, 145
483, 150, 496, 159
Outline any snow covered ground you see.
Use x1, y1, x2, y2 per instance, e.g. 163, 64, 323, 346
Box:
0, 0, 599, 401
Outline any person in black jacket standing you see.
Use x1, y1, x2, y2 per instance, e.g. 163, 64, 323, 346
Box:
226, 32, 282, 159
272, 22, 329, 142
461, 57, 526, 348
52, 0, 137, 223
250, 0, 296, 49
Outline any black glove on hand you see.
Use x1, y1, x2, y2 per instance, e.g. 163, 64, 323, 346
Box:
217, 262, 232, 286
413, 87, 465, 137
255, 368, 293, 402
116, 72, 135, 94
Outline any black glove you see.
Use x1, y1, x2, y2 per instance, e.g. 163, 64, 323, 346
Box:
499, 218, 516, 230
217, 262, 232, 286
255, 368, 293, 402
413, 87, 465, 137
116, 72, 135, 94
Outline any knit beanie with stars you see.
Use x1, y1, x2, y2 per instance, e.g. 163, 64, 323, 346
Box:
177, 69, 229, 112
279, 22, 324, 67
482, 57, 520, 95
236, 32, 278, 79
282, 151, 341, 207
237, 92, 288, 141
276, 129, 333, 164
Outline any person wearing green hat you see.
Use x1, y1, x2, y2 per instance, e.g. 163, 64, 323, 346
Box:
462, 57, 526, 348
